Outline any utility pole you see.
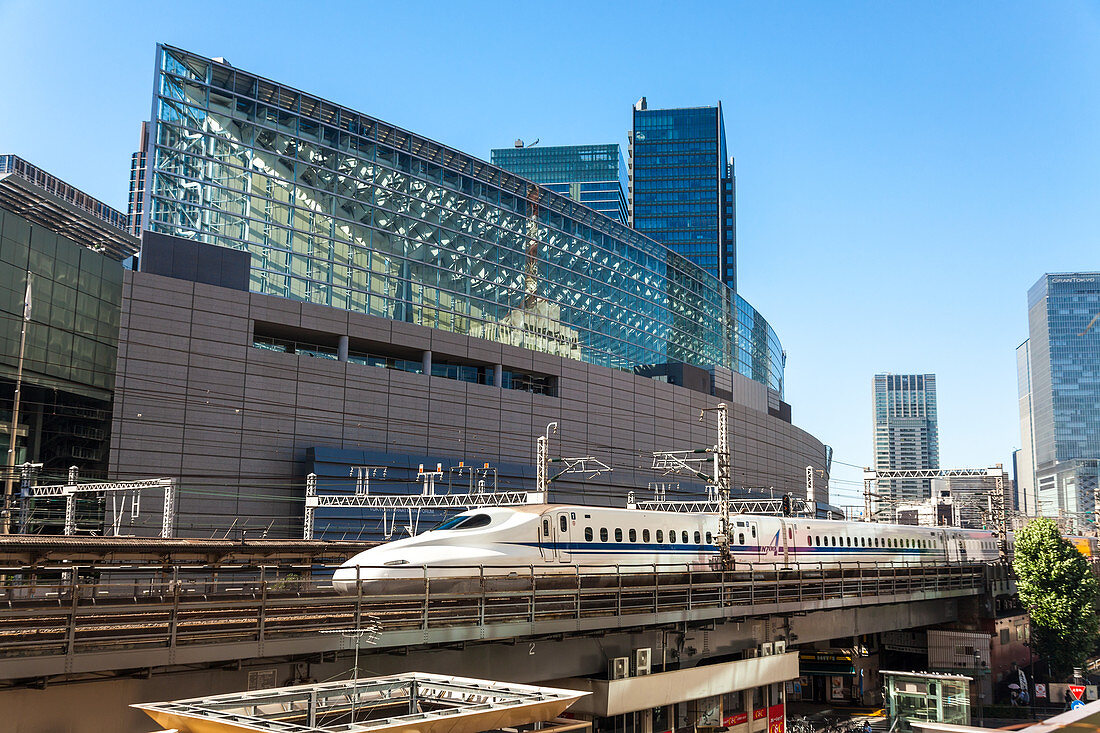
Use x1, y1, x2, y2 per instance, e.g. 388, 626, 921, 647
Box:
3, 272, 31, 535
700, 404, 732, 570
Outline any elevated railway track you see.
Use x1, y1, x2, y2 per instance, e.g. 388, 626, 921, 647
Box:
0, 561, 990, 682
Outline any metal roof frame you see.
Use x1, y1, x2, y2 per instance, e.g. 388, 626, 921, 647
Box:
134, 671, 586, 733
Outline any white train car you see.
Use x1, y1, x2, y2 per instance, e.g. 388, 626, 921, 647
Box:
332, 504, 999, 593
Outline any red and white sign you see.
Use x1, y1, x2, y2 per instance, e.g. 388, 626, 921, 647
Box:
1070, 685, 1086, 701
1035, 683, 1047, 698
768, 704, 785, 733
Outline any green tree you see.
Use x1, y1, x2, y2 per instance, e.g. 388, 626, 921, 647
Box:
1013, 517, 1099, 678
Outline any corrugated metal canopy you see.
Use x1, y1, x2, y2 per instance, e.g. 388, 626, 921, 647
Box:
133, 672, 587, 733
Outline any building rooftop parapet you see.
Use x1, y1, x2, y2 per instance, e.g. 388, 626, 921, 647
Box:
0, 154, 139, 260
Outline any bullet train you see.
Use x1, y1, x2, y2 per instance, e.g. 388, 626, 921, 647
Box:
331, 504, 1001, 594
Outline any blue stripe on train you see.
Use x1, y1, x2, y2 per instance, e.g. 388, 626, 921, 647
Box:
508, 541, 939, 556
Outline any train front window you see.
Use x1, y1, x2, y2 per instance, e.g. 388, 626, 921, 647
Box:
434, 514, 491, 531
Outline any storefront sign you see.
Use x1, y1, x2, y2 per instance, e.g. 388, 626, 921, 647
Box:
768, 704, 785, 733
723, 712, 749, 727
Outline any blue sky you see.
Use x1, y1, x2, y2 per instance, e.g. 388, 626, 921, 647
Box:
2, 1, 1098, 506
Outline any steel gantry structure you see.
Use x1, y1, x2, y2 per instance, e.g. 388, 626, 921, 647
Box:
862, 466, 1010, 548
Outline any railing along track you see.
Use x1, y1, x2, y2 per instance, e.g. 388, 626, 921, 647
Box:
0, 561, 988, 679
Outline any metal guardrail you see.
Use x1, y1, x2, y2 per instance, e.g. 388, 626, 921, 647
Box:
0, 562, 987, 679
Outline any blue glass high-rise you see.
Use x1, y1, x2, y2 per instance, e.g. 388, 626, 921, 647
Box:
629, 100, 736, 290
1017, 273, 1100, 524
491, 144, 627, 225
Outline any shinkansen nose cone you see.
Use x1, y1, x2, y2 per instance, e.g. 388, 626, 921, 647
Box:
332, 544, 512, 594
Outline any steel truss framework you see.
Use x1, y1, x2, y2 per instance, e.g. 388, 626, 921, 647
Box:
21, 474, 177, 538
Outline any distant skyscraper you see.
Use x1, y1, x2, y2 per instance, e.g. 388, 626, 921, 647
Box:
490, 143, 628, 224
628, 98, 736, 289
127, 122, 149, 238
1017, 272, 1100, 526
872, 373, 940, 511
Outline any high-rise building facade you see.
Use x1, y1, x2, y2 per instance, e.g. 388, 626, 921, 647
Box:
872, 373, 940, 510
0, 155, 136, 524
139, 45, 782, 392
1017, 272, 1100, 526
628, 99, 736, 289
490, 143, 627, 225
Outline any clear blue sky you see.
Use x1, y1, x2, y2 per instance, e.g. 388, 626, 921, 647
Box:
2, 1, 1099, 506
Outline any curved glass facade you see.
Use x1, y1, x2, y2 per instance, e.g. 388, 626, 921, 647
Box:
145, 45, 784, 394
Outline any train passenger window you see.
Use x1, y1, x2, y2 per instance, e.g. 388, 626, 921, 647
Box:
706, 532, 713, 544
738, 533, 745, 544
560, 515, 568, 532
695, 531, 701, 544
643, 529, 651, 542
600, 528, 608, 542
846, 537, 851, 547
629, 529, 637, 542
615, 528, 623, 542
682, 531, 689, 544
585, 527, 593, 541
656, 530, 663, 543
807, 536, 813, 547
816, 536, 821, 545
543, 519, 550, 537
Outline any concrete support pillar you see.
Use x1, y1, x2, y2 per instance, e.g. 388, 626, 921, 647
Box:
422, 350, 432, 376
337, 335, 349, 362
494, 363, 503, 389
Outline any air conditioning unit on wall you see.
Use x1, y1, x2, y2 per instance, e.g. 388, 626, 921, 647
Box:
634, 648, 652, 675
774, 641, 787, 655
610, 657, 630, 680
761, 642, 774, 656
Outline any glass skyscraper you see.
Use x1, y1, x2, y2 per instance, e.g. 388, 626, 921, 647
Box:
139, 45, 785, 394
490, 143, 627, 225
872, 373, 940, 511
629, 100, 736, 289
1017, 272, 1100, 525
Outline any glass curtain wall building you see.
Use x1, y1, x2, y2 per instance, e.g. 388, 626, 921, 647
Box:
140, 45, 784, 394
1017, 273, 1100, 526
629, 100, 736, 290
490, 144, 627, 225
872, 373, 940, 512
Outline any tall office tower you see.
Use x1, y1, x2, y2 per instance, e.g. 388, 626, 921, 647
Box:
490, 143, 628, 225
1017, 273, 1100, 527
872, 374, 940, 512
126, 122, 149, 238
628, 98, 736, 289
1015, 343, 1037, 516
